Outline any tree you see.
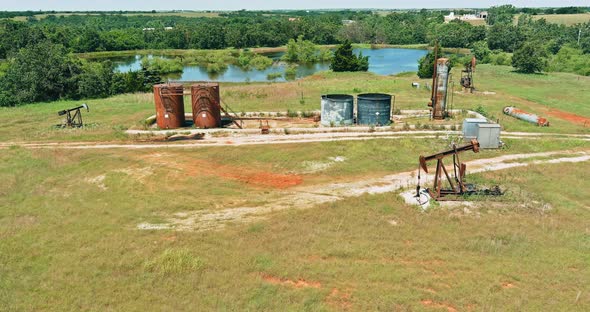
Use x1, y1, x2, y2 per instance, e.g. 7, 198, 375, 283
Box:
330, 40, 369, 72
0, 41, 81, 106
417, 51, 435, 78
512, 41, 547, 73
471, 41, 491, 63
488, 5, 516, 26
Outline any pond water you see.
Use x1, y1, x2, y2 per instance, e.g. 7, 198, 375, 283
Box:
110, 48, 428, 82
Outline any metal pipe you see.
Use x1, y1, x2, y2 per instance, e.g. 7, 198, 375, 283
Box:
503, 106, 549, 127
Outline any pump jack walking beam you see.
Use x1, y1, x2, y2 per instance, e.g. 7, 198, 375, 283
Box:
418, 139, 480, 200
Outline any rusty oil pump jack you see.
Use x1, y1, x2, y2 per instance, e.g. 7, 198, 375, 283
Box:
417, 139, 479, 200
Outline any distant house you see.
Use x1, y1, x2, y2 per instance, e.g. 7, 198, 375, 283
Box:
444, 12, 486, 25
142, 27, 155, 31
342, 20, 356, 25
288, 17, 300, 22
164, 27, 174, 30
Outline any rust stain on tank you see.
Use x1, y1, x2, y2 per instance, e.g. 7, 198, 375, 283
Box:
191, 83, 221, 129
154, 83, 185, 129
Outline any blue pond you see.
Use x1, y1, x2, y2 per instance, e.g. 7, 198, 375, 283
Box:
112, 48, 428, 82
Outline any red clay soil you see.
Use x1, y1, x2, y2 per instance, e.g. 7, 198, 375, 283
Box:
143, 154, 303, 189
222, 171, 303, 189
546, 108, 590, 126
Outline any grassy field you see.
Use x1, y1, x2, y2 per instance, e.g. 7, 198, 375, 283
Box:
1, 64, 590, 310
1, 140, 589, 310
515, 13, 590, 25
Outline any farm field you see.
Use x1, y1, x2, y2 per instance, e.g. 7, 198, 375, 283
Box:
1, 63, 590, 311
10, 11, 220, 21
514, 13, 590, 25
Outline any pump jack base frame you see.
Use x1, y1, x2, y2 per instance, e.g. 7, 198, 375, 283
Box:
422, 184, 503, 201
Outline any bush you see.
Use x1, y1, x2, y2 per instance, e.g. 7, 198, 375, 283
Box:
546, 45, 590, 76
140, 57, 183, 74
284, 65, 298, 80
488, 51, 513, 66
266, 72, 282, 81
512, 41, 547, 73
206, 62, 227, 73
471, 41, 491, 63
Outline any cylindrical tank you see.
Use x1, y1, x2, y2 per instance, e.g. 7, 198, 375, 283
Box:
154, 83, 185, 129
191, 83, 221, 129
357, 93, 392, 126
503, 106, 549, 127
320, 94, 354, 127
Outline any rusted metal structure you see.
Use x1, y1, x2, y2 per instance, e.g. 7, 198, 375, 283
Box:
503, 106, 549, 127
260, 120, 270, 134
429, 57, 451, 120
154, 83, 185, 129
58, 103, 89, 128
460, 57, 476, 92
191, 83, 222, 129
417, 140, 480, 200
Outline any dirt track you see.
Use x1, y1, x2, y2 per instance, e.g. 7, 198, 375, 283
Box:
1, 130, 589, 150
137, 149, 590, 232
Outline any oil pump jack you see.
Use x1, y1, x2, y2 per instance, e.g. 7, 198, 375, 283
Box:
428, 45, 451, 120
57, 104, 89, 128
460, 56, 477, 93
416, 139, 502, 202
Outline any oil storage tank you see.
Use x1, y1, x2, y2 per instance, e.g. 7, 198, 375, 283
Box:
320, 94, 354, 127
357, 93, 392, 126
192, 83, 221, 129
154, 83, 185, 129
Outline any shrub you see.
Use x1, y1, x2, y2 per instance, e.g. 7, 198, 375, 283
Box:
266, 72, 282, 81
512, 41, 547, 73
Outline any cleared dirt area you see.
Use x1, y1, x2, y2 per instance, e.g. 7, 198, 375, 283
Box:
137, 149, 590, 232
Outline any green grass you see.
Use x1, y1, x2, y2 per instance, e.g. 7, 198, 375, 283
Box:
449, 65, 590, 134
1, 143, 589, 310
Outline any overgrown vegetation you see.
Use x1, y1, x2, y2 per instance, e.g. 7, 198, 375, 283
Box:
282, 35, 332, 63
0, 41, 155, 106
330, 40, 369, 72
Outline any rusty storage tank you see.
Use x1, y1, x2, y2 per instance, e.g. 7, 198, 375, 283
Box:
321, 94, 354, 127
191, 83, 221, 129
154, 83, 185, 129
357, 93, 392, 126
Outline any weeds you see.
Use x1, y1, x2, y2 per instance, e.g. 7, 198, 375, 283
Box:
144, 249, 205, 275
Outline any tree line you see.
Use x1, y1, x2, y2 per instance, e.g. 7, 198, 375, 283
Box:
0, 7, 589, 106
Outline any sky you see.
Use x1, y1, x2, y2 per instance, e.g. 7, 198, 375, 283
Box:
1, 0, 589, 11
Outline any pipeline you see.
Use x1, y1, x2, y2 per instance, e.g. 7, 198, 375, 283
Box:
503, 106, 549, 127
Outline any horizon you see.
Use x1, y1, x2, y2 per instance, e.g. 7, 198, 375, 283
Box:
2, 0, 590, 12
